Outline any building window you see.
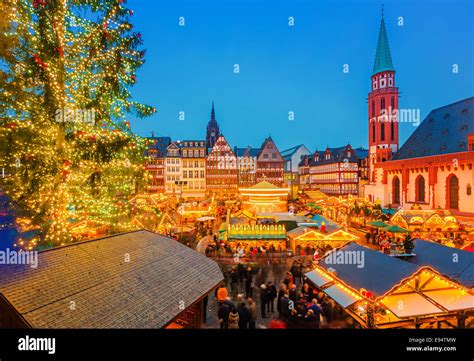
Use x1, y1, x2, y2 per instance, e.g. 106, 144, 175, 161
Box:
371, 100, 375, 118
380, 97, 385, 111
372, 124, 376, 143
391, 122, 394, 141
467, 184, 472, 196
416, 175, 425, 203
381, 123, 385, 141
392, 176, 400, 205
390, 96, 395, 110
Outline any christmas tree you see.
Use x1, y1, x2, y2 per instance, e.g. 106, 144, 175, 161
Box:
0, 0, 155, 248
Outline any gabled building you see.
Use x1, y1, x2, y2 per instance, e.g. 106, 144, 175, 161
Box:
181, 140, 207, 199
256, 137, 284, 186
165, 141, 183, 195
281, 144, 312, 198
298, 145, 368, 196
145, 135, 171, 193
206, 135, 238, 198
234, 146, 259, 187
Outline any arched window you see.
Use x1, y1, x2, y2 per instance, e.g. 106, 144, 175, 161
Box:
371, 100, 375, 117
392, 176, 400, 204
467, 183, 472, 196
390, 96, 395, 109
381, 123, 385, 141
372, 124, 376, 142
447, 174, 459, 209
416, 175, 425, 203
391, 122, 395, 141
380, 97, 385, 112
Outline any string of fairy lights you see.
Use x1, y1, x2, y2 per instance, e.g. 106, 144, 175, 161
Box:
0, 0, 156, 248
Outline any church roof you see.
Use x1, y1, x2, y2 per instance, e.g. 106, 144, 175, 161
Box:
145, 136, 171, 158
281, 144, 311, 158
373, 16, 394, 75
234, 146, 260, 157
298, 145, 368, 167
392, 97, 474, 160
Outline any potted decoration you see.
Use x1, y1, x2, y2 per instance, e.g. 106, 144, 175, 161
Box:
403, 234, 415, 254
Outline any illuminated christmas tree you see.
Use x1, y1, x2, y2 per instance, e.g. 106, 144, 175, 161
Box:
0, 0, 155, 247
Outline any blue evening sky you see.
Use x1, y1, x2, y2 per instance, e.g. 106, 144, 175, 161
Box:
128, 0, 474, 152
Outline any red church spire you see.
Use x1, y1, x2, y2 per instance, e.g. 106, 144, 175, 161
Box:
368, 7, 399, 183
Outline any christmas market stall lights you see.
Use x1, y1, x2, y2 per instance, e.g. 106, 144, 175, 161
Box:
239, 181, 290, 213
305, 242, 474, 328
225, 224, 287, 252
0, 230, 224, 329
287, 227, 359, 254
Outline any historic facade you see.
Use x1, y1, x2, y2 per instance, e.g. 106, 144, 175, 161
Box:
164, 141, 183, 195
281, 144, 312, 198
181, 140, 207, 199
145, 135, 171, 193
234, 146, 259, 187
206, 135, 238, 197
298, 145, 367, 196
256, 137, 285, 186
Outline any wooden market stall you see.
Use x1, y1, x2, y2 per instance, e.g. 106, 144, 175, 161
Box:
287, 227, 358, 253
225, 224, 287, 252
305, 242, 474, 328
0, 230, 223, 329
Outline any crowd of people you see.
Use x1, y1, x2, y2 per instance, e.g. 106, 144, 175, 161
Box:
214, 259, 357, 329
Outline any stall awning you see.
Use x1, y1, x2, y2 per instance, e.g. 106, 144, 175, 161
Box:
305, 269, 333, 288
324, 284, 361, 308
422, 290, 474, 312
381, 293, 444, 318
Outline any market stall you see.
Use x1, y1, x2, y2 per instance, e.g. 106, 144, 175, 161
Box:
288, 227, 358, 254
305, 242, 474, 328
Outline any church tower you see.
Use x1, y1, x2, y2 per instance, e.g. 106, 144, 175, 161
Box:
206, 101, 220, 149
368, 9, 399, 182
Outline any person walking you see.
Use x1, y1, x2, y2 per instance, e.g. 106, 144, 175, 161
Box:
277, 284, 287, 318
218, 300, 231, 329
229, 268, 239, 299
237, 301, 250, 329
248, 297, 257, 329
259, 284, 268, 318
244, 266, 253, 298
266, 281, 277, 313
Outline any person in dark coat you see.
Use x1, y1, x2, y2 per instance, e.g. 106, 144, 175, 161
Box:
237, 302, 250, 329
266, 281, 277, 313
237, 262, 245, 285
289, 284, 298, 303
229, 268, 239, 299
244, 266, 253, 298
276, 284, 287, 317
280, 293, 291, 321
248, 297, 257, 329
259, 284, 268, 318
218, 300, 231, 329
304, 309, 320, 329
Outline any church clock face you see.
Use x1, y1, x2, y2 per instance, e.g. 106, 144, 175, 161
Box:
211, 132, 215, 137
